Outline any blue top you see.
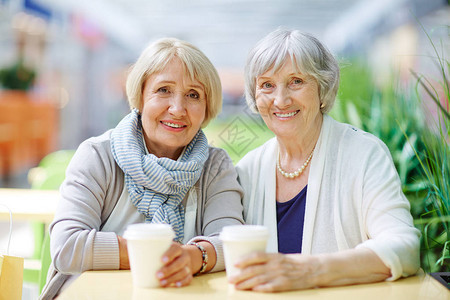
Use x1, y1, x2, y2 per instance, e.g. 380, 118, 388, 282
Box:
276, 185, 307, 254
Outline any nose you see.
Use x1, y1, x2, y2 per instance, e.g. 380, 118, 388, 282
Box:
273, 86, 292, 109
168, 92, 186, 117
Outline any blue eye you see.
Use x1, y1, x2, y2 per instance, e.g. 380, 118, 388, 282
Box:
188, 91, 200, 99
262, 82, 273, 89
157, 87, 169, 93
292, 78, 303, 85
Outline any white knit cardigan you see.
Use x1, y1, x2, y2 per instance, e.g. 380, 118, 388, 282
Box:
236, 115, 420, 280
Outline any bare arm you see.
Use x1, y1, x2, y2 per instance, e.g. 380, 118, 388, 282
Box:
230, 247, 390, 292
118, 235, 129, 269
314, 247, 390, 287
182, 241, 217, 275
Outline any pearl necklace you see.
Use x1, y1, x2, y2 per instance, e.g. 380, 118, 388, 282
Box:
277, 147, 315, 179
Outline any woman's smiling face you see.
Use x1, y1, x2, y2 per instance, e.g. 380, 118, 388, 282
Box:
255, 56, 322, 139
141, 56, 206, 159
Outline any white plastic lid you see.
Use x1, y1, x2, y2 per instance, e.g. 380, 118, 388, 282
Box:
219, 225, 269, 241
123, 223, 175, 240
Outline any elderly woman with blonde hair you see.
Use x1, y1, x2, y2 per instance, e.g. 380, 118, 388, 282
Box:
232, 28, 420, 292
40, 37, 244, 299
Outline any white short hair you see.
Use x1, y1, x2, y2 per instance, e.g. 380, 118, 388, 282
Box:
244, 29, 339, 114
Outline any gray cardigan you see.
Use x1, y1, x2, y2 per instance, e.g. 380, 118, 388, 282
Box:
40, 130, 244, 299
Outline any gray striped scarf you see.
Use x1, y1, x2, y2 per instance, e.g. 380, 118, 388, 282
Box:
110, 109, 209, 242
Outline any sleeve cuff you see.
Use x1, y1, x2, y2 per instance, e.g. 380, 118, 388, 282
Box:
93, 232, 120, 270
356, 240, 402, 281
187, 235, 224, 273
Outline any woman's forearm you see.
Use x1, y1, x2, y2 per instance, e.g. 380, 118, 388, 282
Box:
230, 247, 391, 292
313, 247, 391, 287
117, 235, 130, 269
184, 241, 217, 274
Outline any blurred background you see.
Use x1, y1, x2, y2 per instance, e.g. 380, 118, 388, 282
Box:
0, 0, 448, 299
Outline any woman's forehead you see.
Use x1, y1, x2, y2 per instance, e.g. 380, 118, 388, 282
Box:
147, 58, 199, 83
258, 56, 303, 77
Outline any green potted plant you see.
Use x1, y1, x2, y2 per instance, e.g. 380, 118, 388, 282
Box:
0, 59, 36, 91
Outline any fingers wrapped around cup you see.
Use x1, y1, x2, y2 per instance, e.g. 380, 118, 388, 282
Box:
157, 242, 194, 287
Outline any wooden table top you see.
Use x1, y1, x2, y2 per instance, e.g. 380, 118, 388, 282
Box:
58, 269, 449, 300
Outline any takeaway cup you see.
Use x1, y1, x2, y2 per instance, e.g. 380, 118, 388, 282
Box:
123, 223, 175, 288
220, 225, 269, 280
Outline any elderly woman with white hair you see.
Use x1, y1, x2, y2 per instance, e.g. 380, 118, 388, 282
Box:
40, 37, 244, 299
232, 28, 420, 292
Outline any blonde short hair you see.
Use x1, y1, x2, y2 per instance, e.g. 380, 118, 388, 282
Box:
245, 29, 339, 114
126, 37, 222, 127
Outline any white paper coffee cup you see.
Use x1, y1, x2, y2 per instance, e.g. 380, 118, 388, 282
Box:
220, 225, 269, 280
123, 223, 175, 288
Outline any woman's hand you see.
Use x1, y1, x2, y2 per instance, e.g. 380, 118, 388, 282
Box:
229, 252, 321, 292
229, 248, 391, 292
156, 242, 195, 287
120, 237, 217, 288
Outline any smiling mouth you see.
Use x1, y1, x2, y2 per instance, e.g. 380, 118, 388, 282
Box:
274, 110, 299, 118
161, 121, 186, 128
